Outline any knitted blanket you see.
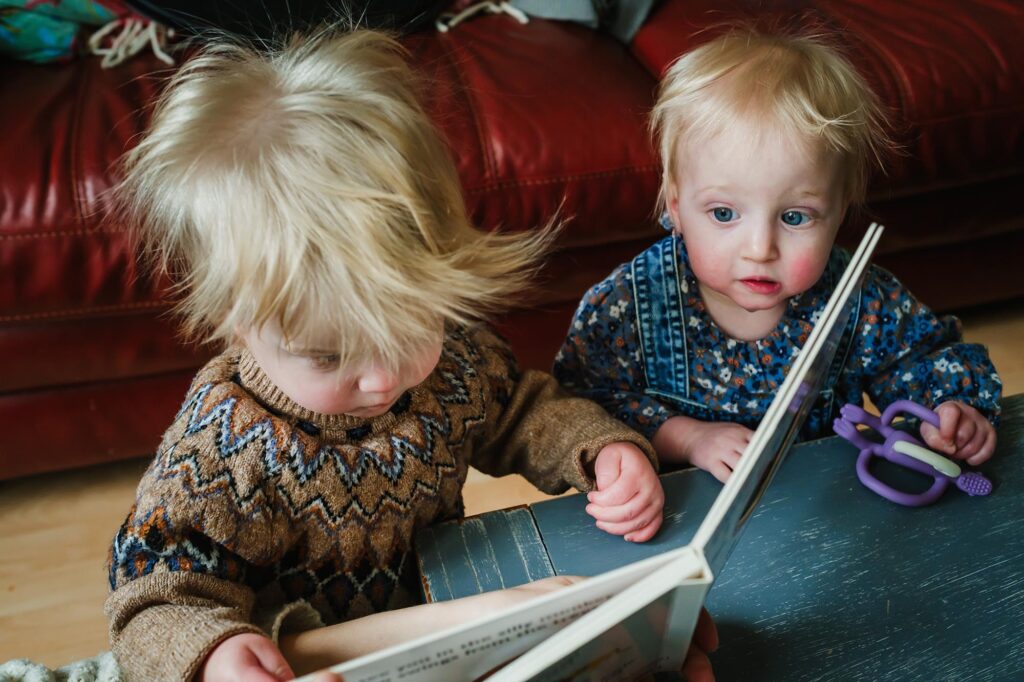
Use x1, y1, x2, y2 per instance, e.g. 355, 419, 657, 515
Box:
0, 653, 122, 682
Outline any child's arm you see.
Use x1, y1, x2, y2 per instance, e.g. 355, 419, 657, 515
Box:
197, 633, 297, 682
466, 325, 663, 540
202, 579, 581, 681
860, 266, 1002, 463
553, 273, 745, 481
652, 414, 753, 483
106, 385, 305, 680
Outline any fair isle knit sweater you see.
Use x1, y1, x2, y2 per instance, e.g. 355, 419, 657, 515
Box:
105, 324, 656, 681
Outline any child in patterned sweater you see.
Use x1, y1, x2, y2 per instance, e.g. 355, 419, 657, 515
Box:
105, 29, 674, 682
555, 28, 1001, 484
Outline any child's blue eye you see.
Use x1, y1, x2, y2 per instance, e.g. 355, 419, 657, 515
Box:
781, 210, 810, 226
711, 207, 735, 223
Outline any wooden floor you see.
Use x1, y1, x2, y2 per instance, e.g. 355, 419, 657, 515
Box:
2, 299, 1022, 669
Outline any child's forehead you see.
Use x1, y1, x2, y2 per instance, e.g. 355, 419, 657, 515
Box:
677, 120, 826, 169
674, 124, 843, 198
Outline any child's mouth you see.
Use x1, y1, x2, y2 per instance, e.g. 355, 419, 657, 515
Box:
741, 278, 781, 295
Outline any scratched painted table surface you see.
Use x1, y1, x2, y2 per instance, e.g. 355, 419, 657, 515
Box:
415, 395, 1024, 681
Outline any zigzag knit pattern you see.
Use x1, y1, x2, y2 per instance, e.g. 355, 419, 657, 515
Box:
108, 326, 514, 625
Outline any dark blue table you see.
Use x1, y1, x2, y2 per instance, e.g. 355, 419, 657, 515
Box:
416, 395, 1024, 681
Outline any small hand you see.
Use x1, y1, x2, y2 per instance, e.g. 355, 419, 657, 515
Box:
586, 442, 664, 542
198, 633, 296, 682
919, 401, 997, 465
682, 421, 753, 483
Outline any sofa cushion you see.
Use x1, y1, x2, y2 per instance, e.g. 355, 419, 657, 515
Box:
1, 55, 170, 321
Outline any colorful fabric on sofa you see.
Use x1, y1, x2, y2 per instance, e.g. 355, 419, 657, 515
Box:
0, 0, 125, 62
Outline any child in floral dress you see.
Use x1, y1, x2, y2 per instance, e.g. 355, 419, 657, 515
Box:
555, 29, 1001, 482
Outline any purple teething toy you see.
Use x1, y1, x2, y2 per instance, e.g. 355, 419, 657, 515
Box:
832, 400, 992, 507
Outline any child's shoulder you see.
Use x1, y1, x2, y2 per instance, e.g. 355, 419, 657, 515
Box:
441, 322, 520, 377
819, 245, 902, 299
822, 244, 905, 295
578, 235, 678, 311
163, 349, 284, 453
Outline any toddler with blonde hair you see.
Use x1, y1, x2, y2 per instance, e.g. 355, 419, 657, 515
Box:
555, 28, 1001, 483
106, 28, 666, 681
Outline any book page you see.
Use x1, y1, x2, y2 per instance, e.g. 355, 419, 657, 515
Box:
493, 549, 710, 682
692, 224, 884, 575
306, 549, 689, 682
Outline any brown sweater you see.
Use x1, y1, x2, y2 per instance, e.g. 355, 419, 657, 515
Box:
105, 324, 656, 680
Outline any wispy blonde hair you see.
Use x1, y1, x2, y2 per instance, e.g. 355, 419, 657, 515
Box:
651, 27, 893, 210
116, 28, 556, 369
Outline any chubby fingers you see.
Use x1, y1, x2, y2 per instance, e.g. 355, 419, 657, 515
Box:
591, 501, 663, 541
705, 448, 742, 483
592, 445, 623, 491
588, 472, 634, 506
921, 419, 955, 456
949, 418, 983, 460
625, 512, 663, 543
964, 420, 998, 465
586, 487, 657, 524
952, 415, 978, 453
587, 486, 664, 541
588, 473, 664, 541
926, 402, 963, 455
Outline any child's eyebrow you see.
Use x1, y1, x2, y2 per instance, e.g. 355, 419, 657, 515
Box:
694, 184, 733, 197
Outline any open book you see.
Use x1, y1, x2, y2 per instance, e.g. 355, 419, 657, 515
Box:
304, 223, 884, 682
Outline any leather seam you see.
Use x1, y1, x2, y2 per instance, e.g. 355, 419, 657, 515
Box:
437, 36, 496, 185
0, 300, 169, 322
466, 164, 660, 193
0, 227, 129, 240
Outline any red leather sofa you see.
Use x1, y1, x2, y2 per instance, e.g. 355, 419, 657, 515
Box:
3, 0, 1023, 480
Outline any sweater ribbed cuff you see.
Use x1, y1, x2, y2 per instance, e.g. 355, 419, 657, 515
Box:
570, 422, 659, 491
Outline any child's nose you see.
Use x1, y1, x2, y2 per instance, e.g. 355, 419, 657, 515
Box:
358, 368, 399, 395
745, 221, 778, 261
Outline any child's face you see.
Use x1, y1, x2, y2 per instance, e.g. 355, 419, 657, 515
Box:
667, 122, 846, 336
242, 324, 443, 418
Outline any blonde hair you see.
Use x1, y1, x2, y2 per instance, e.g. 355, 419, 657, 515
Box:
117, 28, 555, 370
651, 27, 892, 209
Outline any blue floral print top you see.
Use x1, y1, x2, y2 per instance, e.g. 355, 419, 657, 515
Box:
554, 234, 1002, 442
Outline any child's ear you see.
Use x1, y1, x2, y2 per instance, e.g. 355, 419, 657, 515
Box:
665, 181, 682, 230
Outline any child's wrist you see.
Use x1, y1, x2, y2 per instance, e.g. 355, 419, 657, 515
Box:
652, 415, 701, 464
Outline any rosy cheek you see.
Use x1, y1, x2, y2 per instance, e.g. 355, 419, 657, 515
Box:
688, 248, 727, 286
788, 254, 827, 292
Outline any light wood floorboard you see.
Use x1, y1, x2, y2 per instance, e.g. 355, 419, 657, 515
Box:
2, 300, 1021, 668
